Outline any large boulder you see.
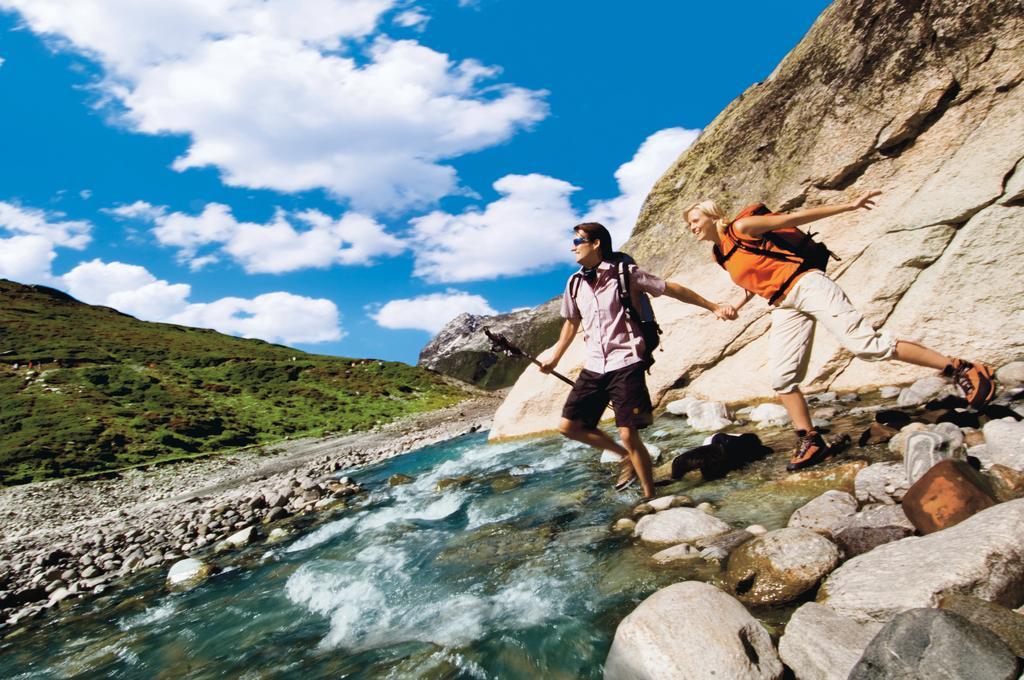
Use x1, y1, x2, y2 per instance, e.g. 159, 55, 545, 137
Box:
633, 508, 730, 546
778, 603, 884, 680
488, 0, 1024, 441
939, 593, 1024, 657
848, 608, 1020, 680
724, 528, 840, 606
982, 419, 1024, 471
819, 498, 1024, 623
604, 581, 783, 680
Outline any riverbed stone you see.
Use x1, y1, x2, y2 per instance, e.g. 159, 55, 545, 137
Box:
724, 528, 840, 606
696, 529, 755, 562
612, 518, 636, 533
604, 581, 783, 680
665, 396, 699, 416
749, 403, 790, 427
819, 498, 1024, 623
833, 504, 915, 558
778, 603, 884, 680
166, 558, 212, 590
848, 608, 1019, 680
632, 507, 730, 546
902, 458, 996, 534
854, 462, 909, 505
987, 464, 1024, 502
651, 543, 702, 564
938, 593, 1024, 657
216, 526, 255, 552
897, 376, 956, 407
982, 418, 1024, 470
996, 361, 1024, 388
787, 490, 858, 539
686, 400, 733, 431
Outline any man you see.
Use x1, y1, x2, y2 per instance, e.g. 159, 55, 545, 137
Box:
540, 222, 735, 499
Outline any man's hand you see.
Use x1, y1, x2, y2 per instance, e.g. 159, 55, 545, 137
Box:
849, 190, 881, 211
713, 304, 738, 321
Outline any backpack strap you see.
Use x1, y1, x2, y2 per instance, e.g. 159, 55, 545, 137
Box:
569, 272, 583, 302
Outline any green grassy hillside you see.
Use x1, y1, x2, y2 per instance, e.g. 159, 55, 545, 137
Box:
0, 279, 470, 485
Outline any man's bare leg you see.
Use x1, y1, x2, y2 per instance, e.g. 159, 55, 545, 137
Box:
619, 426, 655, 498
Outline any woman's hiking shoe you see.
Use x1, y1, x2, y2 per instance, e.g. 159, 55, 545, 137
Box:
786, 430, 830, 472
614, 459, 638, 491
945, 358, 996, 408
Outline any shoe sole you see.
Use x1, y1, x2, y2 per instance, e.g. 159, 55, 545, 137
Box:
614, 475, 638, 491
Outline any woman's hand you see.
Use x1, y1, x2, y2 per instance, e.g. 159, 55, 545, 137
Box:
713, 304, 738, 321
850, 190, 881, 211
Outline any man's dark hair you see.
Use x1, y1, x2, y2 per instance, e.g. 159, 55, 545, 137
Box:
573, 222, 614, 260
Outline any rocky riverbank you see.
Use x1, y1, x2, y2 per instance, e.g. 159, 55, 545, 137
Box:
0, 393, 502, 629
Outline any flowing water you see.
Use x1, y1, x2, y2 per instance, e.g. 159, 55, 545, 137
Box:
0, 407, 888, 679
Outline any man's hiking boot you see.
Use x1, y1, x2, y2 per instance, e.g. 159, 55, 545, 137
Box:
786, 430, 830, 472
614, 458, 638, 491
944, 358, 996, 409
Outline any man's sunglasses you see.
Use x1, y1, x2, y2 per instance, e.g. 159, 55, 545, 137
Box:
572, 237, 593, 246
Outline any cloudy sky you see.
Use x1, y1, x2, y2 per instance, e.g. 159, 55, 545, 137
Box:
0, 1, 828, 363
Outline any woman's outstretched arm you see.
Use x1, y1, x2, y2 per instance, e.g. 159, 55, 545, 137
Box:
734, 191, 880, 237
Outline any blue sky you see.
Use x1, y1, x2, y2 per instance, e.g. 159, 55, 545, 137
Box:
0, 0, 829, 364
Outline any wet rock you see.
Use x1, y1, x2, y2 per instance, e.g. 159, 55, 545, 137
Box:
696, 529, 755, 562
166, 558, 212, 591
833, 504, 915, 558
435, 475, 473, 492
631, 503, 655, 519
987, 464, 1024, 502
47, 587, 74, 606
819, 499, 1024, 623
646, 495, 690, 512
897, 376, 956, 407
995, 361, 1024, 388
612, 518, 636, 533
939, 593, 1024, 657
651, 543, 702, 564
854, 462, 909, 505
263, 506, 289, 523
489, 475, 522, 493
604, 581, 783, 680
858, 422, 899, 447
778, 603, 884, 680
787, 490, 858, 539
981, 418, 1024, 470
724, 528, 840, 606
686, 400, 733, 431
388, 473, 414, 486
216, 526, 255, 552
848, 609, 1019, 680
632, 507, 730, 546
902, 459, 996, 534
266, 527, 291, 543
745, 524, 767, 536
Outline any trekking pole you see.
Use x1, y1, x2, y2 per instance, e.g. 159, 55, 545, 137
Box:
483, 327, 575, 387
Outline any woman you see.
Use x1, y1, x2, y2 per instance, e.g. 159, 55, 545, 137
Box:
685, 191, 996, 471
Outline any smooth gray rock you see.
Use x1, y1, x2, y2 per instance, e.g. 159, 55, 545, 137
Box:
848, 608, 1020, 680
778, 603, 884, 680
819, 499, 1024, 624
787, 490, 859, 539
604, 581, 783, 680
633, 507, 730, 546
995, 361, 1024, 388
897, 376, 956, 407
855, 462, 910, 505
982, 418, 1024, 471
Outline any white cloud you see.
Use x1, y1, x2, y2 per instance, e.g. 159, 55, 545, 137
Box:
406, 127, 699, 282
79, 189, 93, 200
0, 235, 58, 285
583, 127, 700, 246
0, 200, 92, 249
59, 258, 342, 344
394, 8, 428, 30
371, 290, 496, 333
3, 1, 547, 211
129, 202, 404, 273
169, 292, 343, 344
409, 173, 580, 283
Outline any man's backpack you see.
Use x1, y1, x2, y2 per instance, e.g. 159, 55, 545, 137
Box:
713, 203, 841, 305
569, 252, 662, 372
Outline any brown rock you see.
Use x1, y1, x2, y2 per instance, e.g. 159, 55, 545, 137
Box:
859, 422, 900, 447
902, 459, 996, 534
987, 464, 1024, 503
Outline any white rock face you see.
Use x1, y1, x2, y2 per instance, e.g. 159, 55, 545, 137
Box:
686, 401, 733, 432
778, 603, 884, 680
604, 581, 783, 680
819, 498, 1024, 623
854, 462, 910, 505
787, 490, 859, 539
981, 419, 1024, 471
633, 507, 730, 546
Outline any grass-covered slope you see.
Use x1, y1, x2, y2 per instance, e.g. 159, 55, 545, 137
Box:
0, 279, 470, 485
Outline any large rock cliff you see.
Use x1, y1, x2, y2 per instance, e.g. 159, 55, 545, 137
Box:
490, 0, 1024, 439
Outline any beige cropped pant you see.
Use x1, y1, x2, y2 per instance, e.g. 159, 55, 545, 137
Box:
770, 270, 896, 393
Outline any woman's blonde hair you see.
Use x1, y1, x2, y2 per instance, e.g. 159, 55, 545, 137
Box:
684, 199, 728, 223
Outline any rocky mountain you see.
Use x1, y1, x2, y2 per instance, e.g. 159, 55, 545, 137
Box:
491, 0, 1024, 438
418, 300, 563, 390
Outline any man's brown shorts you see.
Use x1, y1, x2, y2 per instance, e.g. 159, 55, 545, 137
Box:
561, 363, 653, 430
